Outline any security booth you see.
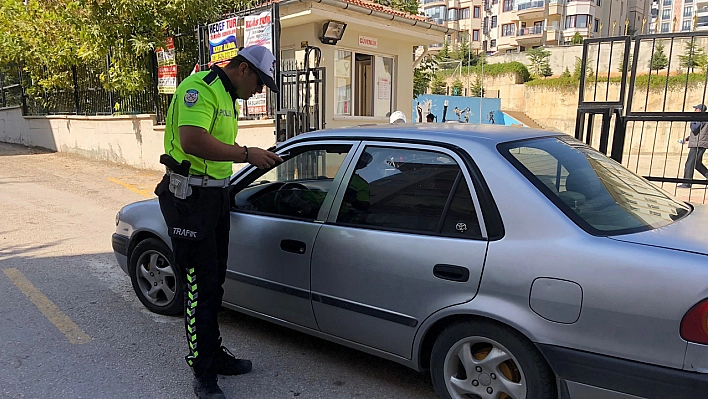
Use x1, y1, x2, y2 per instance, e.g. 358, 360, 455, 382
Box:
275, 0, 451, 137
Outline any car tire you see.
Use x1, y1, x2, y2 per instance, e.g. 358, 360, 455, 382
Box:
430, 320, 555, 399
129, 238, 183, 316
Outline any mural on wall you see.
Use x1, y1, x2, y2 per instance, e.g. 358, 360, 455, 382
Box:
412, 95, 521, 126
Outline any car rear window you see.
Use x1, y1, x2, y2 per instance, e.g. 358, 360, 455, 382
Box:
499, 136, 690, 235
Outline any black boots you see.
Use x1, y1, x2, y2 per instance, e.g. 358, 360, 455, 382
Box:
193, 373, 226, 399
211, 346, 253, 376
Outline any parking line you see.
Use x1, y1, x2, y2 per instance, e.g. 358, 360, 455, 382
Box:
3, 268, 92, 345
107, 177, 152, 198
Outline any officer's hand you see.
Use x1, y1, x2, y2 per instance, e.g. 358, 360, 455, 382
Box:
248, 147, 283, 169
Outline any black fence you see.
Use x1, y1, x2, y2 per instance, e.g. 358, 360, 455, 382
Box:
575, 32, 708, 204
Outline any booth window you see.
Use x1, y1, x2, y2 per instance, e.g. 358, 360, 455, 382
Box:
335, 50, 394, 118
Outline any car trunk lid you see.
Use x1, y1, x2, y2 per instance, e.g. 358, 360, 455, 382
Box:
609, 205, 708, 255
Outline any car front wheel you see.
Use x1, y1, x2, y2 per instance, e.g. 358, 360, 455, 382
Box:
430, 320, 555, 399
129, 238, 183, 316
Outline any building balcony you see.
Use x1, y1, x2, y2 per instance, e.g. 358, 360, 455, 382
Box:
565, 0, 596, 15
697, 15, 708, 31
517, 0, 546, 19
516, 26, 544, 45
696, 0, 708, 8
548, 0, 564, 15
496, 35, 518, 51
562, 27, 593, 41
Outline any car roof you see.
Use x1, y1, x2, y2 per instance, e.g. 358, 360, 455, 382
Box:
288, 124, 563, 147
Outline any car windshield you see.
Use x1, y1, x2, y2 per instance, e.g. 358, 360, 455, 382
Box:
500, 136, 691, 235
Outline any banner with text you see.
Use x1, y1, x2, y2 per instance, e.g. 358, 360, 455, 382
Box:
156, 37, 177, 94
208, 17, 239, 67
244, 10, 273, 114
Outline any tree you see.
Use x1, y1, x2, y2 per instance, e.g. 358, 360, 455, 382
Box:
618, 52, 634, 73
571, 32, 583, 45
430, 73, 447, 95
526, 47, 552, 78
573, 56, 594, 80
470, 75, 484, 97
437, 40, 451, 61
678, 40, 708, 73
649, 41, 669, 71
375, 0, 419, 14
452, 79, 463, 96
561, 67, 571, 78
414, 54, 437, 98
0, 0, 253, 94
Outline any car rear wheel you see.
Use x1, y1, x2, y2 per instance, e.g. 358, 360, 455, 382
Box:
430, 321, 555, 399
129, 238, 183, 316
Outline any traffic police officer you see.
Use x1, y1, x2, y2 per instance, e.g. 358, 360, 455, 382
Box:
155, 45, 282, 399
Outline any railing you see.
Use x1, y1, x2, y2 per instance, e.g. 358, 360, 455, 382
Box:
517, 0, 546, 11
517, 25, 545, 35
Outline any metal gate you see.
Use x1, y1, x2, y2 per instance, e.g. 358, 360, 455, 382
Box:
575, 32, 708, 204
275, 45, 326, 143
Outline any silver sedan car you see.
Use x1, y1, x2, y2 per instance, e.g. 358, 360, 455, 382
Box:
112, 125, 708, 399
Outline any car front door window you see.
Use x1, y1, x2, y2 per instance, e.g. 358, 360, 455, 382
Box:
233, 144, 353, 221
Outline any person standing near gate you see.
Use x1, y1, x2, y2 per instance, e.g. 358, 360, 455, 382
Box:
678, 104, 708, 188
154, 45, 282, 399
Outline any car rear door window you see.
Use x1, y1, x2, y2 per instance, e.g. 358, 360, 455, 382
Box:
232, 144, 353, 221
336, 146, 482, 238
501, 136, 691, 235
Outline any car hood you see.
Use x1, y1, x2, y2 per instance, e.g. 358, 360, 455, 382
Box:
609, 204, 708, 255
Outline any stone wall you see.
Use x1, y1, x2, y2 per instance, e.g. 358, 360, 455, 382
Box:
0, 107, 277, 171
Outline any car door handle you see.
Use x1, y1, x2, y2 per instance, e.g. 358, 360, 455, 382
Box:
433, 264, 470, 282
280, 239, 306, 254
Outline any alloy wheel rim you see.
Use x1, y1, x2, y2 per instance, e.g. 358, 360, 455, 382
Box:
443, 336, 526, 399
135, 250, 177, 307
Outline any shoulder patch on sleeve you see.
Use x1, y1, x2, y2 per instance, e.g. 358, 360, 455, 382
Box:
184, 89, 199, 107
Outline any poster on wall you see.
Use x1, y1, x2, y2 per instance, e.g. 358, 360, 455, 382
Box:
243, 11, 272, 50
156, 37, 177, 94
208, 17, 239, 67
377, 77, 390, 100
244, 11, 272, 115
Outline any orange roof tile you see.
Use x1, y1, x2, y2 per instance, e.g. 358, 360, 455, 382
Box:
341, 0, 431, 22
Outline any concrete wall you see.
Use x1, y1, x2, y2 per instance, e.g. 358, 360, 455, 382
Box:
503, 83, 707, 155
0, 107, 277, 171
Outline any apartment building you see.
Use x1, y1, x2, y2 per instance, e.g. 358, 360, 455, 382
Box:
422, 0, 651, 55
649, 0, 708, 32
421, 0, 485, 51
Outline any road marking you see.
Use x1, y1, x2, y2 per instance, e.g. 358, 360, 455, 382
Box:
107, 177, 152, 198
3, 268, 93, 344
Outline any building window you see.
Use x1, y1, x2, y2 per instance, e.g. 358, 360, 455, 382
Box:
594, 18, 600, 32
684, 6, 692, 17
461, 8, 470, 18
662, 9, 671, 19
596, 0, 601, 6
501, 23, 515, 36
473, 29, 480, 41
490, 39, 497, 47
663, 0, 671, 5
334, 50, 394, 118
503, 0, 514, 12
492, 0, 498, 4
474, 5, 481, 18
491, 15, 498, 27
565, 14, 591, 28
661, 22, 670, 32
424, 5, 447, 23
448, 8, 458, 21
682, 19, 692, 30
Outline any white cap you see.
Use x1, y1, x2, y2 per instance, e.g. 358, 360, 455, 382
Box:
238, 45, 278, 93
389, 111, 406, 124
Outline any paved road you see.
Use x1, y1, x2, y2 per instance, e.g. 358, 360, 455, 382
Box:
0, 143, 436, 399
